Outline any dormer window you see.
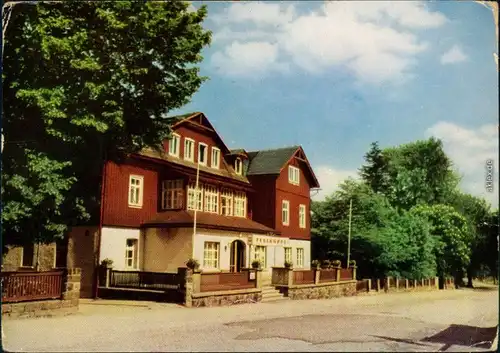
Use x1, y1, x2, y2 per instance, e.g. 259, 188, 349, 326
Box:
288, 165, 300, 185
168, 133, 180, 158
211, 147, 220, 169
184, 138, 195, 162
234, 158, 243, 175
198, 143, 208, 165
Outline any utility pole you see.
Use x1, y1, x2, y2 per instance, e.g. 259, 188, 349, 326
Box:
347, 199, 353, 267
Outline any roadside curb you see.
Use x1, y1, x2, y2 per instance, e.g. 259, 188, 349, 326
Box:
79, 299, 151, 307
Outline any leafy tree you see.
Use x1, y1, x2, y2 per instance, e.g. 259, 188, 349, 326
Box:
410, 204, 471, 284
362, 138, 459, 210
2, 1, 212, 249
448, 192, 492, 286
359, 141, 390, 194
311, 179, 436, 279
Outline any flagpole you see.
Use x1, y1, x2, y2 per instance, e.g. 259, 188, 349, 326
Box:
192, 158, 201, 258
347, 199, 352, 268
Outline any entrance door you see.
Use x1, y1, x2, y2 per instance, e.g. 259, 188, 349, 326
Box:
229, 240, 246, 272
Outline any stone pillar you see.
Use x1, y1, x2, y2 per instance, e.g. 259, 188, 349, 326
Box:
182, 268, 195, 308
367, 279, 372, 291
395, 277, 399, 291
376, 279, 381, 291
350, 266, 357, 280
62, 268, 81, 303
405, 279, 409, 290
287, 268, 294, 286
335, 267, 341, 282
105, 266, 112, 288
314, 269, 320, 284
435, 277, 439, 289
255, 269, 263, 288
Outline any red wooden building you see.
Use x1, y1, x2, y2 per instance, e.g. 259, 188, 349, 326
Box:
69, 112, 320, 292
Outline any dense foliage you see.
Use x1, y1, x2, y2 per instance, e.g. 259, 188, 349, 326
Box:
2, 2, 211, 249
313, 138, 498, 285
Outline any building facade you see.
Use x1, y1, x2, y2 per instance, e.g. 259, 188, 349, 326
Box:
69, 112, 320, 291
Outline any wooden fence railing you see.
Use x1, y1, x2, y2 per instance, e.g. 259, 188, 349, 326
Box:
293, 270, 315, 285
319, 269, 337, 283
110, 270, 181, 290
200, 271, 255, 292
356, 279, 370, 293
1, 270, 64, 303
339, 268, 353, 281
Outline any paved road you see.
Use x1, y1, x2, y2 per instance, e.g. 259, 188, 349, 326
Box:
3, 287, 498, 352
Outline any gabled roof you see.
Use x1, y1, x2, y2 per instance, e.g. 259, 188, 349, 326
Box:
247, 145, 320, 188
170, 112, 231, 154
246, 146, 300, 175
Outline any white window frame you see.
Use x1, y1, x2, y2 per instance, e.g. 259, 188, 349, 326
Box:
204, 185, 219, 214
187, 182, 203, 211
299, 204, 306, 229
282, 200, 290, 226
284, 247, 292, 264
211, 147, 221, 169
125, 239, 139, 269
296, 248, 304, 268
198, 143, 208, 166
234, 191, 247, 218
288, 165, 300, 185
220, 189, 234, 216
234, 158, 242, 175
128, 175, 144, 208
203, 242, 220, 269
254, 245, 267, 269
161, 179, 184, 210
184, 138, 195, 162
168, 133, 181, 158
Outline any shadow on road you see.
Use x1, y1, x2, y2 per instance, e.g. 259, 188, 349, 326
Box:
421, 324, 498, 351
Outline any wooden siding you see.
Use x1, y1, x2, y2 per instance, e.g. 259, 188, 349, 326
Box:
275, 156, 312, 240
102, 159, 160, 228
247, 175, 277, 230
165, 125, 235, 174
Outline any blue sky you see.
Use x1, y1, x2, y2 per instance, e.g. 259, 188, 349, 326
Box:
174, 1, 498, 207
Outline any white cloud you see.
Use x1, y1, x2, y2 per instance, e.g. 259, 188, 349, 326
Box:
211, 41, 288, 78
311, 166, 359, 201
440, 45, 468, 64
210, 1, 447, 84
425, 121, 499, 208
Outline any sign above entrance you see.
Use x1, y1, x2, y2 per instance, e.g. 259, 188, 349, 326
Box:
249, 235, 290, 246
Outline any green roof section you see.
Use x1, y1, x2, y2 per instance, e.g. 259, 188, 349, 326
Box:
229, 148, 247, 155
246, 145, 300, 175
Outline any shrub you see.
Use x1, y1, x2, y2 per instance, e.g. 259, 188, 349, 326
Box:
331, 260, 342, 268
311, 260, 321, 268
284, 261, 293, 269
251, 260, 262, 269
321, 259, 331, 269
186, 258, 200, 270
101, 258, 113, 267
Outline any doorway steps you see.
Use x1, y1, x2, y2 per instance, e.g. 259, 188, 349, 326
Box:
261, 285, 289, 303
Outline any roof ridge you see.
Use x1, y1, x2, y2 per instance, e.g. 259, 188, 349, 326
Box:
247, 145, 300, 154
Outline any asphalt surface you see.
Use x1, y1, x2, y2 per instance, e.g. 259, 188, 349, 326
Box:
2, 286, 498, 352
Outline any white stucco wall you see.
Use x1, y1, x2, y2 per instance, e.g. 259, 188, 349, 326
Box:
142, 228, 192, 273
193, 231, 250, 272
99, 227, 141, 270
289, 239, 311, 270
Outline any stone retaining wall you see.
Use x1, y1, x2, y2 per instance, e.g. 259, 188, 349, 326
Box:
2, 268, 82, 319
280, 280, 357, 300
191, 288, 262, 307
